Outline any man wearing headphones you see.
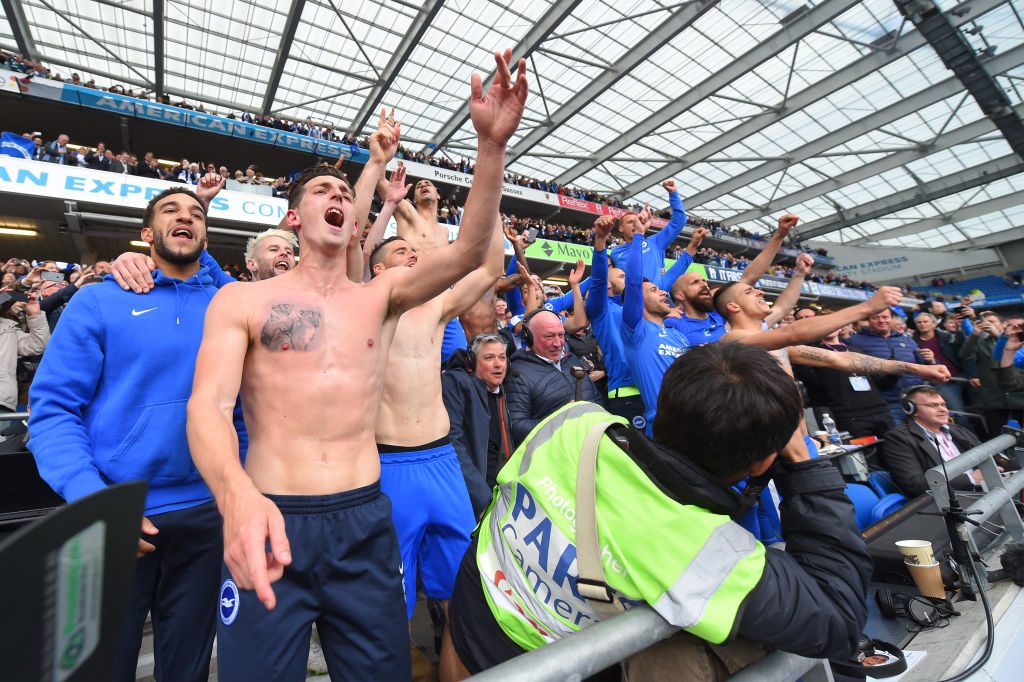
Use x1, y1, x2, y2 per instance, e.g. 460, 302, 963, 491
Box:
442, 333, 516, 518
505, 308, 600, 443
881, 385, 983, 498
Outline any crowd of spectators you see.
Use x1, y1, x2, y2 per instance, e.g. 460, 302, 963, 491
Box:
4, 55, 1024, 682
4, 49, 646, 211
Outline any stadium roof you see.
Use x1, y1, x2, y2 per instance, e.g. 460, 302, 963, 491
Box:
2, 0, 1023, 251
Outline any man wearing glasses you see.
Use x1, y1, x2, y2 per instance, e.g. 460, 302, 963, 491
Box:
881, 385, 985, 497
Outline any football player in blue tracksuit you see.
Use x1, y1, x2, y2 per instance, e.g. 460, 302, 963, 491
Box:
29, 187, 245, 682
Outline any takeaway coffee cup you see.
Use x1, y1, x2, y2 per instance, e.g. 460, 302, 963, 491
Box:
895, 540, 935, 566
906, 562, 945, 599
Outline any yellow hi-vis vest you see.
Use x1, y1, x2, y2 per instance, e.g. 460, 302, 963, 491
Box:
476, 402, 766, 652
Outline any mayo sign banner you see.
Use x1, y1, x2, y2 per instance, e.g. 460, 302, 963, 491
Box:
0, 156, 285, 226
815, 242, 1002, 283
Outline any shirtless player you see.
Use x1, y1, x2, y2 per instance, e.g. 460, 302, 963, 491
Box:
186, 50, 527, 681
713, 278, 950, 456
366, 209, 506, 620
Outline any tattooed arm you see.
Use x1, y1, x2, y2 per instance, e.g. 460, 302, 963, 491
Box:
789, 345, 952, 383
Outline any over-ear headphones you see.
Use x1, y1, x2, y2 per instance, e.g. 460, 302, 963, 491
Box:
875, 590, 957, 631
900, 384, 933, 416
521, 308, 559, 348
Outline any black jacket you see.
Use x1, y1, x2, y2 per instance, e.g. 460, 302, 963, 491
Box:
962, 336, 1024, 410
913, 329, 970, 375
505, 349, 600, 443
450, 419, 871, 669
621, 430, 872, 659
40, 283, 78, 331
441, 350, 515, 516
881, 420, 980, 497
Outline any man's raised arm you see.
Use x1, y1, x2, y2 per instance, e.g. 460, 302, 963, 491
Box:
387, 49, 527, 314
362, 164, 411, 281
764, 252, 812, 327
649, 179, 687, 253
739, 214, 799, 285
442, 216, 507, 322
732, 286, 903, 351
187, 284, 291, 611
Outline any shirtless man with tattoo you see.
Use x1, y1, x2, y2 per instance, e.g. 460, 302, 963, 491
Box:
713, 278, 950, 455
185, 50, 527, 681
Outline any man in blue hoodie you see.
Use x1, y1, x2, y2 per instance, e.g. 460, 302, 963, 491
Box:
28, 184, 245, 682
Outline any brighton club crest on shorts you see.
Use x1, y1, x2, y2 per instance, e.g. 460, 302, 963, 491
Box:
220, 579, 240, 626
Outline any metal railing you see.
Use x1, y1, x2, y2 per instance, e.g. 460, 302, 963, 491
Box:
468, 604, 831, 682
925, 429, 1024, 561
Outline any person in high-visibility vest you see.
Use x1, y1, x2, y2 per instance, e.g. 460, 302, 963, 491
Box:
440, 342, 872, 681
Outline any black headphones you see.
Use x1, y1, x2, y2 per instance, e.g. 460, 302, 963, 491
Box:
875, 590, 958, 631
899, 384, 933, 416
467, 332, 505, 370
521, 308, 559, 348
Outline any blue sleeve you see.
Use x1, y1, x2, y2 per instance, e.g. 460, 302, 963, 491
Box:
1015, 349, 1024, 370
586, 248, 608, 321
961, 318, 974, 336
650, 192, 686, 253
233, 399, 248, 462
27, 291, 108, 502
623, 233, 644, 332
504, 256, 525, 316
546, 278, 592, 314
505, 254, 517, 278
200, 250, 235, 288
993, 335, 1007, 364
658, 250, 694, 291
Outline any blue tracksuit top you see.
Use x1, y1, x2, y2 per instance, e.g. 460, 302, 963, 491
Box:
610, 191, 686, 290
666, 310, 728, 346
621, 236, 691, 430
585, 247, 634, 391
28, 261, 247, 516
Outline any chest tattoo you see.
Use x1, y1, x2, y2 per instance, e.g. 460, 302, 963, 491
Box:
260, 304, 322, 351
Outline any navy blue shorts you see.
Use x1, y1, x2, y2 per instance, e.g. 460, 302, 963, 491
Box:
379, 436, 475, 618
216, 482, 410, 681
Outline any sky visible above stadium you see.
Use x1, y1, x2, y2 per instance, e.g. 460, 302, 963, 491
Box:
1, 0, 1023, 250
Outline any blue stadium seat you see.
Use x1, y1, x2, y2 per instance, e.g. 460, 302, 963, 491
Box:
870, 494, 908, 525
867, 470, 898, 497
844, 483, 881, 530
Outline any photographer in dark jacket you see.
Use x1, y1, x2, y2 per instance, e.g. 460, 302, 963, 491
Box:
505, 309, 599, 443
442, 343, 871, 680
442, 334, 516, 517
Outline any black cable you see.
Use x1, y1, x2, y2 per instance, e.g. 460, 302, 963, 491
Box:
939, 544, 995, 682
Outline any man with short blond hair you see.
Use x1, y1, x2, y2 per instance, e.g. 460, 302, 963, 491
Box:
244, 228, 298, 281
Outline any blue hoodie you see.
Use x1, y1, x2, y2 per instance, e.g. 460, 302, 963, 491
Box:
28, 260, 247, 516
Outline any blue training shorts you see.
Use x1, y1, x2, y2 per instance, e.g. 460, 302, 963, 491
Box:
379, 436, 476, 618
216, 482, 410, 681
